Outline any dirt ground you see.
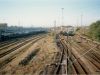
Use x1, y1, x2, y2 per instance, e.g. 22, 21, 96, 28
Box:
0, 34, 58, 75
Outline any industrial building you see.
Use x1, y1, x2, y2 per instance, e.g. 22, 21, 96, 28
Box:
0, 23, 8, 39
0, 23, 7, 31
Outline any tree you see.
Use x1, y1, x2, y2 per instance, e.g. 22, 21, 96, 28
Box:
88, 20, 100, 41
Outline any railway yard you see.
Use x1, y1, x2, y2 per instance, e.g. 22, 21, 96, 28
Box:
40, 33, 100, 75
0, 0, 100, 74
0, 32, 100, 75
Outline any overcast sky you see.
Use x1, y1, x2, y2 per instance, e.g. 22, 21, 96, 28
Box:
0, 0, 100, 27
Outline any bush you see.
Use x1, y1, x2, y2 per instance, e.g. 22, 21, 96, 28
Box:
88, 20, 100, 41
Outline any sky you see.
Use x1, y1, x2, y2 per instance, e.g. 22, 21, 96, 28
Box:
0, 0, 100, 27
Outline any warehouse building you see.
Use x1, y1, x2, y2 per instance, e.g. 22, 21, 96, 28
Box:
0, 23, 8, 40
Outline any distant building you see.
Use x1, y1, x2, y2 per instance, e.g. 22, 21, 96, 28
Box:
0, 23, 8, 39
0, 23, 7, 30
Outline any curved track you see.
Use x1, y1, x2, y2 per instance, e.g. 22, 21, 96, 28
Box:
41, 34, 100, 75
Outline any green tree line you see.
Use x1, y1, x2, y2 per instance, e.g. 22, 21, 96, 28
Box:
88, 20, 100, 41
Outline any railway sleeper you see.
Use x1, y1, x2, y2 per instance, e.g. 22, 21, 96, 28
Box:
68, 59, 77, 75
91, 52, 100, 61
85, 54, 100, 69
67, 58, 75, 74
85, 56, 99, 74
41, 52, 62, 74
0, 56, 16, 68
89, 52, 100, 63
70, 54, 86, 74
0, 39, 31, 58
71, 47, 95, 74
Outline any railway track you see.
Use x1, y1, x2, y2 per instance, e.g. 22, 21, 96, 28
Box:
0, 40, 18, 48
0, 38, 26, 51
40, 34, 67, 75
0, 36, 39, 58
41, 34, 100, 75
64, 35, 100, 74
0, 34, 46, 69
1, 33, 99, 74
0, 35, 36, 51
72, 35, 100, 63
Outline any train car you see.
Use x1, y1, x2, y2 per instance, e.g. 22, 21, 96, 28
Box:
61, 26, 75, 36
61, 32, 74, 36
0, 31, 47, 42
